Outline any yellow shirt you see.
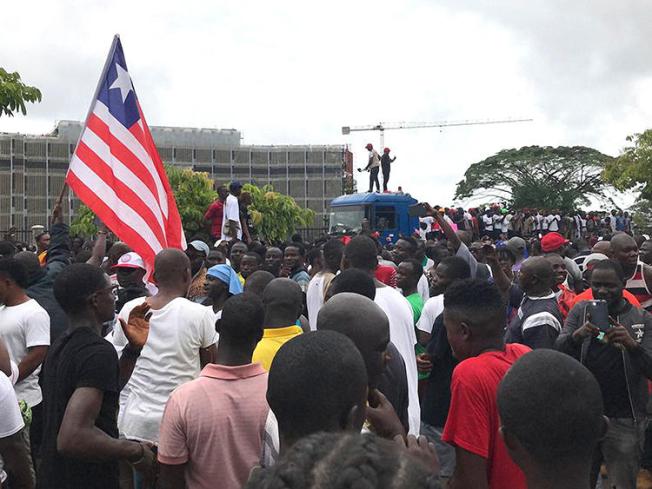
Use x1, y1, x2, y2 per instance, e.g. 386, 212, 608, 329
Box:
252, 325, 303, 371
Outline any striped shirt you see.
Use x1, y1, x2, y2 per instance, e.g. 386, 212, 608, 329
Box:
626, 262, 652, 311
506, 293, 564, 350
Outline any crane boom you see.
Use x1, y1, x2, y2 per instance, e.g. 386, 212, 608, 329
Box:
342, 117, 532, 135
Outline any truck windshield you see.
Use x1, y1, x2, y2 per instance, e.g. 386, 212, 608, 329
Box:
329, 206, 365, 234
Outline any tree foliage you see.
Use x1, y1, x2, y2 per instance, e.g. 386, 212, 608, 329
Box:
628, 198, 652, 233
69, 204, 98, 237
454, 145, 614, 212
70, 166, 314, 243
603, 130, 652, 200
0, 68, 42, 117
165, 165, 216, 238
244, 183, 315, 243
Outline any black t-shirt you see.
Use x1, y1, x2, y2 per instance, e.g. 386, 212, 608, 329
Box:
422, 314, 457, 427
586, 340, 631, 418
38, 327, 120, 489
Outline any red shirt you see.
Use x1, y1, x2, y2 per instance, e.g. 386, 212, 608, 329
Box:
375, 264, 397, 288
556, 283, 577, 321
571, 288, 641, 309
443, 344, 530, 489
204, 200, 224, 238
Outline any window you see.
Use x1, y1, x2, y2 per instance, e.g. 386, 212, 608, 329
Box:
374, 206, 396, 230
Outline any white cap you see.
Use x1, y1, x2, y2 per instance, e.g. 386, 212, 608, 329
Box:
113, 252, 146, 270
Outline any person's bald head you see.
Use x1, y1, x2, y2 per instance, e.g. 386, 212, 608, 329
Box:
263, 278, 303, 327
519, 256, 554, 296
244, 270, 275, 297
591, 240, 612, 257
154, 249, 191, 289
317, 293, 390, 387
610, 232, 639, 273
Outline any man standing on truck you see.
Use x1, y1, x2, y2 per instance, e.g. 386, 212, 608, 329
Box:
381, 147, 396, 193
359, 143, 381, 193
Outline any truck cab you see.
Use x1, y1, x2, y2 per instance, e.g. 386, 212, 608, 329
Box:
328, 193, 419, 243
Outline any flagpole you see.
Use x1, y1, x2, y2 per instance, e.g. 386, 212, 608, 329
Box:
58, 34, 122, 208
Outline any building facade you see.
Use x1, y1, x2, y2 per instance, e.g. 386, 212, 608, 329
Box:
0, 121, 353, 235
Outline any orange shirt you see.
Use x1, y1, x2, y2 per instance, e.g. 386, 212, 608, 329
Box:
570, 288, 641, 309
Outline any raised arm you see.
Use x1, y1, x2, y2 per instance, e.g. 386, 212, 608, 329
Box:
484, 247, 512, 295
86, 223, 108, 267
46, 203, 72, 265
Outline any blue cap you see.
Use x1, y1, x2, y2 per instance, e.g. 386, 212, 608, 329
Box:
230, 181, 243, 191
206, 264, 243, 295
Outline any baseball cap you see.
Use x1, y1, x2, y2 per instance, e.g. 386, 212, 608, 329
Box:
113, 252, 146, 270
188, 240, 210, 256
229, 181, 243, 191
506, 237, 526, 253
540, 232, 570, 253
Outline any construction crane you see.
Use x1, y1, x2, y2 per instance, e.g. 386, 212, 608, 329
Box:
342, 118, 533, 148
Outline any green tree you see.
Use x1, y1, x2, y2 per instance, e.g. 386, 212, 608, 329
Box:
603, 130, 652, 200
0, 68, 42, 117
165, 165, 216, 239
624, 198, 652, 234
71, 165, 217, 239
70, 167, 314, 243
455, 145, 614, 212
244, 183, 315, 243
69, 204, 98, 237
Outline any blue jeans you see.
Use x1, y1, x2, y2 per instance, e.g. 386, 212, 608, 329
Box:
420, 422, 456, 478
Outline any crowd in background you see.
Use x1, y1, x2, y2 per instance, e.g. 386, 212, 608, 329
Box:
0, 188, 652, 489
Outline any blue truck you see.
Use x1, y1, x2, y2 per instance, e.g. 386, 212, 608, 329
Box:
328, 193, 419, 243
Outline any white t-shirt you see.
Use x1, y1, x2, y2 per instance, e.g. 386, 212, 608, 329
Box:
503, 214, 512, 232
0, 299, 50, 407
417, 274, 430, 303
493, 214, 504, 232
221, 194, 242, 241
113, 297, 219, 443
0, 372, 25, 484
423, 258, 434, 272
368, 150, 380, 168
540, 214, 549, 231
546, 214, 559, 232
206, 307, 222, 326
482, 215, 493, 231
306, 272, 334, 331
416, 295, 444, 334
374, 286, 420, 436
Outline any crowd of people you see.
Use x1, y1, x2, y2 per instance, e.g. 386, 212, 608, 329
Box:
1, 184, 652, 489
418, 204, 635, 243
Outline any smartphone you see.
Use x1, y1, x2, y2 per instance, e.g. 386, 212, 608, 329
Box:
408, 203, 427, 218
586, 300, 610, 332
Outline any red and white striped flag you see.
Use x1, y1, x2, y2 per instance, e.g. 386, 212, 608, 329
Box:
66, 36, 186, 271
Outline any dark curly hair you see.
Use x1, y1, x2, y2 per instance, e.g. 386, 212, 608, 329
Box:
246, 432, 441, 489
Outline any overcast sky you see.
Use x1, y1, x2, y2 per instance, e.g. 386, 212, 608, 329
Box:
2, 0, 651, 207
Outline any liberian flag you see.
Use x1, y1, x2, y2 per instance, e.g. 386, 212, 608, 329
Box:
66, 35, 186, 271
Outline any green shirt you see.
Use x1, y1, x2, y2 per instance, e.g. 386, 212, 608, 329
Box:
406, 293, 428, 381
405, 293, 424, 325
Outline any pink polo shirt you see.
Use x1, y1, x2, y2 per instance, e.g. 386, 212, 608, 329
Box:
158, 363, 271, 489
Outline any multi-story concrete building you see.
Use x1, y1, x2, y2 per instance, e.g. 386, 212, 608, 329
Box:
0, 121, 353, 233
